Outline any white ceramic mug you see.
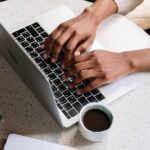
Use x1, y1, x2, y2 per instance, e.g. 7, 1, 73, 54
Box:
78, 103, 113, 142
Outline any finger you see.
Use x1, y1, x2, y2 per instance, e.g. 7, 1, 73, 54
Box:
50, 28, 73, 63
74, 36, 94, 56
63, 51, 92, 69
76, 78, 106, 94
62, 34, 83, 65
45, 28, 63, 52
43, 24, 65, 59
70, 69, 101, 88
41, 37, 49, 49
64, 59, 94, 79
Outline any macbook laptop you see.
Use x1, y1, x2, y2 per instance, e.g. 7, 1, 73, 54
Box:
0, 5, 150, 128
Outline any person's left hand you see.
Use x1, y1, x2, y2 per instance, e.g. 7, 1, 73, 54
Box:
41, 7, 99, 66
63, 50, 135, 94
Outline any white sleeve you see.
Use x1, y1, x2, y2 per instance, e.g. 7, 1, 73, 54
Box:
114, 0, 143, 15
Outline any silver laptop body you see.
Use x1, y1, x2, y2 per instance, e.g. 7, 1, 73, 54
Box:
1, 5, 147, 128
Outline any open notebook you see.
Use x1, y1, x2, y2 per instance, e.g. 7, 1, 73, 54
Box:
4, 134, 78, 150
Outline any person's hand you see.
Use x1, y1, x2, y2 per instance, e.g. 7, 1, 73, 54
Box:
42, 8, 99, 66
63, 50, 135, 94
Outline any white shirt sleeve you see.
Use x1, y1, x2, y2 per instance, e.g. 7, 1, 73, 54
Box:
114, 0, 143, 15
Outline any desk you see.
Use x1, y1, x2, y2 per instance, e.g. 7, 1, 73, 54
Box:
0, 0, 150, 150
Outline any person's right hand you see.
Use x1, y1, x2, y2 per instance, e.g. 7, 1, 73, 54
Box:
42, 7, 99, 67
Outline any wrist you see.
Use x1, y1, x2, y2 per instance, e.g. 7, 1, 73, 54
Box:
121, 51, 138, 73
84, 0, 118, 24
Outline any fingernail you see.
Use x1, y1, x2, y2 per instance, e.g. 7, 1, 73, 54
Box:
77, 90, 82, 95
50, 57, 55, 63
74, 51, 80, 56
41, 44, 45, 49
43, 53, 48, 59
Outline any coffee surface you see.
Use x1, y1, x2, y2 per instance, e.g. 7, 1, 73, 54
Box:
83, 109, 110, 132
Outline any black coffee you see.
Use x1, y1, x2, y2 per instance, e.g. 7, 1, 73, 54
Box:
83, 109, 111, 132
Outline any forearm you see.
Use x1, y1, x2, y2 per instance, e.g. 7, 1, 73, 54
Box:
84, 0, 118, 25
124, 48, 150, 72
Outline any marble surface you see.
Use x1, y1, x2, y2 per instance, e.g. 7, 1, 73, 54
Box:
0, 0, 150, 150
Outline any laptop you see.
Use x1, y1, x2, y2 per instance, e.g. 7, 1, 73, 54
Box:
0, 5, 150, 128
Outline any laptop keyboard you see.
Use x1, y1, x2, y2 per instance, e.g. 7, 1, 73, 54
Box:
12, 22, 105, 119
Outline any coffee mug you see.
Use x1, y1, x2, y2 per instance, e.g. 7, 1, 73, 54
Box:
78, 103, 113, 142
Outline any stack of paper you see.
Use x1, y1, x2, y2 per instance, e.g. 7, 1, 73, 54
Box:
4, 134, 78, 150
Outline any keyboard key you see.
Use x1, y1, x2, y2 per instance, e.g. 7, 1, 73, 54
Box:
58, 84, 66, 91
53, 68, 62, 75
21, 41, 29, 47
45, 58, 51, 65
57, 103, 63, 110
35, 47, 44, 54
43, 67, 52, 74
51, 85, 57, 92
53, 78, 61, 86
68, 96, 76, 104
12, 28, 26, 37
26, 37, 35, 43
41, 32, 48, 38
26, 25, 38, 37
63, 79, 70, 86
58, 96, 67, 104
73, 92, 81, 98
32, 22, 40, 28
78, 97, 89, 106
63, 90, 71, 97
36, 27, 44, 33
35, 36, 43, 43
68, 108, 77, 117
31, 42, 39, 48
18, 28, 26, 33
49, 64, 58, 70
84, 92, 92, 97
87, 96, 97, 102
48, 73, 57, 80
91, 89, 100, 95
29, 51, 38, 58
73, 102, 82, 112
12, 31, 20, 37
16, 36, 24, 42
34, 57, 43, 63
63, 103, 72, 111
22, 32, 30, 38
54, 91, 62, 98
25, 46, 34, 53
39, 62, 47, 69
68, 87, 76, 93
62, 110, 71, 119
77, 83, 85, 89
95, 93, 105, 101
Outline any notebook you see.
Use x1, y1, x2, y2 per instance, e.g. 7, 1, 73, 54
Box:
4, 134, 78, 150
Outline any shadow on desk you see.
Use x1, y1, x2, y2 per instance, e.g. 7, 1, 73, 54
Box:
0, 55, 62, 149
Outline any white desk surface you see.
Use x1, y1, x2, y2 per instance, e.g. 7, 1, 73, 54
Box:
0, 0, 150, 150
